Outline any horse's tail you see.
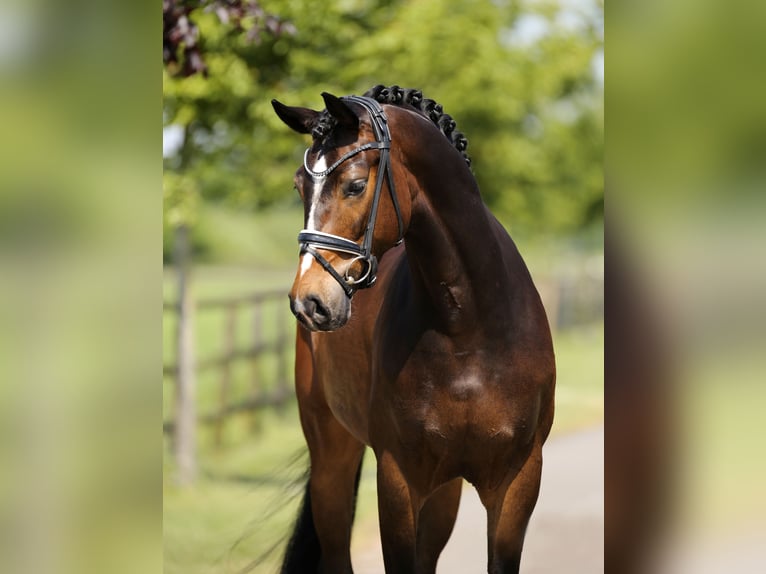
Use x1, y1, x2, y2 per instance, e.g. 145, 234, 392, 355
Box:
280, 456, 365, 574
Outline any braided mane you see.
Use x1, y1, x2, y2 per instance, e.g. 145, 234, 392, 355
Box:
364, 85, 471, 167
311, 85, 471, 168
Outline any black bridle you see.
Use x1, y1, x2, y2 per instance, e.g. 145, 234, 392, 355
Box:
297, 96, 404, 298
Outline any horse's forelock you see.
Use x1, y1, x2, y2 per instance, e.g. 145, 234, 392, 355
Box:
311, 110, 337, 141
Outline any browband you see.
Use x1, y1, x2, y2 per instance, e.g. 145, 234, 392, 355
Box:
303, 142, 389, 179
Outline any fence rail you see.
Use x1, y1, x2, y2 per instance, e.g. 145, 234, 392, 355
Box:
163, 278, 294, 484
163, 290, 291, 376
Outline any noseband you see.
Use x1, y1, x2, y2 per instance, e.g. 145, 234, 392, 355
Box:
297, 96, 404, 298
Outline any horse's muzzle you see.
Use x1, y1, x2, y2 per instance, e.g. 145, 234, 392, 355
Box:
289, 292, 350, 332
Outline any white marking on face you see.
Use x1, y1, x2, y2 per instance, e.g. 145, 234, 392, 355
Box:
305, 154, 327, 231
299, 253, 313, 278
300, 153, 328, 279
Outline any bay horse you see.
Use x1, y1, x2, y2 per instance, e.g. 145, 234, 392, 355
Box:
271, 85, 555, 574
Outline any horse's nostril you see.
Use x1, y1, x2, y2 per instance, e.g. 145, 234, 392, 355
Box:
302, 296, 315, 317
306, 295, 329, 321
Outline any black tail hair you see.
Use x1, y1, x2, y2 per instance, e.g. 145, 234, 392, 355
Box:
279, 455, 365, 573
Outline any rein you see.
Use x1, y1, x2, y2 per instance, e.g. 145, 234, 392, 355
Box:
298, 96, 403, 298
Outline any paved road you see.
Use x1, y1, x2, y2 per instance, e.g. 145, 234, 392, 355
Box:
353, 425, 604, 573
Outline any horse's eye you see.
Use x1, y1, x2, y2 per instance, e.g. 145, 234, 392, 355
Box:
346, 180, 367, 197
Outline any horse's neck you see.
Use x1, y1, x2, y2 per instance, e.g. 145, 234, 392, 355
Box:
404, 166, 515, 337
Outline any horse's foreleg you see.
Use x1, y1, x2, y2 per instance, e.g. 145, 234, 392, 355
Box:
479, 443, 543, 574
305, 412, 365, 574
290, 328, 365, 573
416, 478, 462, 574
376, 451, 420, 574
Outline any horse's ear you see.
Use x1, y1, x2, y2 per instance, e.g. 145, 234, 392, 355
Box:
321, 92, 359, 131
271, 99, 320, 134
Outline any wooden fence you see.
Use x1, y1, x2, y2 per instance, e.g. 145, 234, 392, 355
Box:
163, 277, 294, 485
163, 290, 293, 419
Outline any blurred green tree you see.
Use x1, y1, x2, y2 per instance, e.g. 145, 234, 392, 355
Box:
163, 0, 602, 260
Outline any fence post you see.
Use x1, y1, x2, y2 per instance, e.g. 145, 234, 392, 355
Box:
174, 224, 197, 486
214, 303, 237, 447
249, 302, 262, 431
275, 303, 289, 408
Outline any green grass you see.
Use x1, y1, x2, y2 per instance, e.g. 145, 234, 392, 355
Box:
163, 406, 307, 574
550, 322, 604, 434
163, 261, 301, 574
675, 349, 766, 531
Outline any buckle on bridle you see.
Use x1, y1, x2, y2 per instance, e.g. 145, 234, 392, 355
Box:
343, 255, 377, 288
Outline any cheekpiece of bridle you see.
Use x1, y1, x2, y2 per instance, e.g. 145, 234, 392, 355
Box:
297, 96, 404, 298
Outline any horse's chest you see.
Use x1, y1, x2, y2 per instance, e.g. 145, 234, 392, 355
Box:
379, 342, 537, 456
313, 336, 373, 444
324, 380, 370, 441
409, 365, 528, 438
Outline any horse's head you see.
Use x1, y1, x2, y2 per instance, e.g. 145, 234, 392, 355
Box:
272, 92, 408, 332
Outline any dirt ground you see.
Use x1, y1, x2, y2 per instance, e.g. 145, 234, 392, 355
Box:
353, 425, 604, 573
